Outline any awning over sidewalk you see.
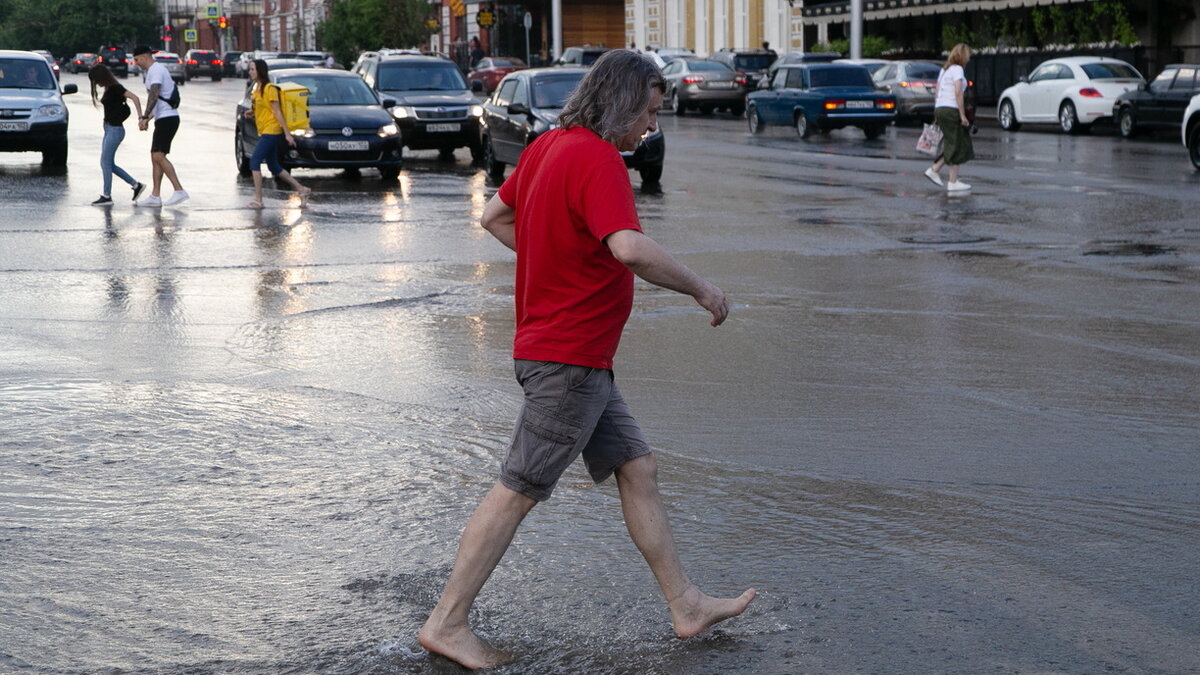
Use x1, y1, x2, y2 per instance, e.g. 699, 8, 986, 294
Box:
802, 0, 1088, 24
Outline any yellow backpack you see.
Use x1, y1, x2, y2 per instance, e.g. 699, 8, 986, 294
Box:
268, 82, 310, 131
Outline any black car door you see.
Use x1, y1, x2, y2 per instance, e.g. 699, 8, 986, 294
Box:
1163, 67, 1198, 126
489, 79, 523, 164
1141, 68, 1176, 125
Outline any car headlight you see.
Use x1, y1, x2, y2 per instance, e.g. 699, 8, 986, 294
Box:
378, 123, 399, 137
291, 128, 315, 138
38, 104, 65, 118
470, 104, 484, 117
390, 105, 415, 119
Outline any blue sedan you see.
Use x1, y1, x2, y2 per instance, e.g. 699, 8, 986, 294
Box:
746, 64, 897, 139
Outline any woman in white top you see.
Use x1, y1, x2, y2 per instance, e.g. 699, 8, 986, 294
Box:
925, 43, 974, 192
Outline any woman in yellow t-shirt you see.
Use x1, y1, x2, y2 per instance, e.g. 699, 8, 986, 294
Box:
243, 59, 310, 208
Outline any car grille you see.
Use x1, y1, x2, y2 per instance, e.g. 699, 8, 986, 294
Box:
415, 108, 468, 120
313, 128, 377, 136
0, 110, 32, 119
313, 150, 383, 162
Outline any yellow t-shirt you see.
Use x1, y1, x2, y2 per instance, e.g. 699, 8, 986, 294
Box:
253, 83, 283, 135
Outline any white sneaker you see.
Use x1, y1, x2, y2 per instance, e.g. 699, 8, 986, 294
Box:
163, 190, 190, 206
946, 180, 972, 192
135, 194, 162, 207
924, 168, 943, 187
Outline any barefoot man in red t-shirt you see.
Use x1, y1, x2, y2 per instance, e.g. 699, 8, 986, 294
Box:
418, 50, 756, 670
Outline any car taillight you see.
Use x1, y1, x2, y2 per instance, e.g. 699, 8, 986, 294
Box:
824, 100, 845, 110
187, 59, 198, 65
682, 75, 705, 84
735, 72, 748, 84
214, 59, 223, 65
877, 100, 896, 110
1079, 87, 1103, 98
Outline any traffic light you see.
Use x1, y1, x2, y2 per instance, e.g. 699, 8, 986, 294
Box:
218, 16, 227, 29
163, 25, 173, 42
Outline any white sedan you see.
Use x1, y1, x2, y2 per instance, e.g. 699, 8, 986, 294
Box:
1184, 93, 1200, 169
997, 56, 1143, 134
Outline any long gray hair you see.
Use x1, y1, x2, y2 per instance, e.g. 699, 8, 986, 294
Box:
558, 50, 665, 146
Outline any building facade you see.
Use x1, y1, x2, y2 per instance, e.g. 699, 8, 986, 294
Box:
625, 0, 805, 54
262, 0, 329, 51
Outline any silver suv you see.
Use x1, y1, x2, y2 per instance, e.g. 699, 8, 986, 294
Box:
0, 50, 78, 166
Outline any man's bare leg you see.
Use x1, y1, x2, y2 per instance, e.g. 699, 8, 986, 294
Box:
155, 153, 183, 192
419, 482, 536, 669
615, 454, 756, 638
150, 156, 164, 196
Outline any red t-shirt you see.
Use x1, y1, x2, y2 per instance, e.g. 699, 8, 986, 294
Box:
497, 126, 642, 369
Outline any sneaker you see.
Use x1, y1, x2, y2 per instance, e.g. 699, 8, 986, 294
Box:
163, 190, 190, 206
131, 181, 146, 202
91, 195, 113, 205
924, 168, 943, 187
946, 181, 972, 192
136, 194, 163, 207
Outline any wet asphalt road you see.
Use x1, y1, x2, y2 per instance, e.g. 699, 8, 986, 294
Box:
2, 71, 1199, 674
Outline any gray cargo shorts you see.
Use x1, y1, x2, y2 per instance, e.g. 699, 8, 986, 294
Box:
500, 359, 651, 502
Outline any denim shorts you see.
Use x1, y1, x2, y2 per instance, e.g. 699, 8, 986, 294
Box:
249, 133, 285, 175
500, 360, 651, 502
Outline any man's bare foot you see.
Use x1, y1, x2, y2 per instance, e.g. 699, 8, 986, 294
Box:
418, 619, 514, 670
669, 585, 757, 639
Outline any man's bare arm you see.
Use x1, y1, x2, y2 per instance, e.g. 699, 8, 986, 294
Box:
605, 229, 729, 326
480, 192, 516, 252
144, 83, 161, 115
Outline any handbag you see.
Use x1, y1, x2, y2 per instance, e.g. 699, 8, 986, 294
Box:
916, 122, 943, 157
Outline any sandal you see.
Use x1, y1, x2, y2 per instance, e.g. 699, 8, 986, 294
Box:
244, 200, 264, 209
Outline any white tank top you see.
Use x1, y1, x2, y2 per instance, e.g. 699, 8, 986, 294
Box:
935, 65, 965, 109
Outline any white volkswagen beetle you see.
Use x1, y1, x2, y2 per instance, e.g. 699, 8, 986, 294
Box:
1183, 93, 1200, 169
997, 56, 1144, 134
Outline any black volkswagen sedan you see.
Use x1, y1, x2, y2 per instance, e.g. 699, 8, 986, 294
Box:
234, 69, 402, 179
479, 67, 665, 189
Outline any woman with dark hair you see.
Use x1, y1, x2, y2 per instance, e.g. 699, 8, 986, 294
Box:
89, 64, 145, 205
242, 59, 310, 208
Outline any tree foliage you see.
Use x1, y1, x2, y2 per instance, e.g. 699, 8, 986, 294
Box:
318, 0, 430, 67
0, 0, 159, 57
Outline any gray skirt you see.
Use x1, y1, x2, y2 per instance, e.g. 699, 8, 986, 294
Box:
935, 107, 974, 166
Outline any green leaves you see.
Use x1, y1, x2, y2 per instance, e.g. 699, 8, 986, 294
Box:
0, 0, 158, 58
317, 0, 431, 67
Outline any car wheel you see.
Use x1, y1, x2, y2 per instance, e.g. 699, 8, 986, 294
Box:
672, 90, 686, 116
483, 137, 505, 180
1118, 107, 1137, 138
863, 124, 884, 140
748, 105, 764, 134
1189, 124, 1200, 171
235, 130, 250, 175
794, 110, 812, 139
999, 99, 1020, 131
1059, 100, 1083, 134
42, 138, 68, 166
379, 166, 400, 180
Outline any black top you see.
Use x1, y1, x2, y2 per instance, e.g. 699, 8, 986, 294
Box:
101, 84, 131, 126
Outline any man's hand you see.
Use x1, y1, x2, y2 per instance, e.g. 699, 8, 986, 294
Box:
138, 118, 149, 131
695, 282, 729, 327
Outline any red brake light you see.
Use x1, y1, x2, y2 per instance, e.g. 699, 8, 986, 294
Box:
187, 59, 197, 65
214, 59, 223, 66
1079, 87, 1102, 98
682, 75, 705, 84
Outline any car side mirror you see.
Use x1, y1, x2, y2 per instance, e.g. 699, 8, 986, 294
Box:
1018, 75, 1029, 84
508, 102, 531, 116
382, 98, 396, 108
61, 83, 78, 95
471, 81, 484, 94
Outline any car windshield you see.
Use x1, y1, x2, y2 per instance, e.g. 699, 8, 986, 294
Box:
580, 51, 607, 66
280, 75, 378, 105
689, 61, 732, 72
906, 63, 942, 80
810, 67, 874, 87
490, 58, 525, 67
1081, 62, 1141, 79
0, 58, 56, 89
296, 54, 325, 62
734, 54, 774, 71
531, 74, 584, 108
378, 63, 468, 90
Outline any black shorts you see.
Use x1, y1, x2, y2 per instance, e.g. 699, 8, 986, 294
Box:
150, 116, 180, 154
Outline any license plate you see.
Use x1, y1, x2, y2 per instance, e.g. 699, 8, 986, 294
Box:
846, 100, 873, 109
328, 140, 368, 151
425, 123, 460, 132
0, 121, 29, 132
706, 81, 733, 89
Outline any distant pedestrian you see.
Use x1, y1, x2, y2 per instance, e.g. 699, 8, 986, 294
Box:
762, 40, 775, 56
88, 65, 146, 206
418, 49, 755, 671
242, 59, 310, 209
469, 37, 484, 68
131, 46, 189, 207
924, 43, 974, 192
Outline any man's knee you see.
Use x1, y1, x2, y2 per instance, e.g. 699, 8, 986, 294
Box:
616, 453, 658, 486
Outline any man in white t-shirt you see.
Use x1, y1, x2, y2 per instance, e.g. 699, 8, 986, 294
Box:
132, 45, 189, 207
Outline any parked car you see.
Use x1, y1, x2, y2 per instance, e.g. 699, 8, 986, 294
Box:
295, 51, 332, 66
745, 63, 896, 139
97, 46, 128, 77
67, 53, 98, 74
184, 49, 223, 81
262, 58, 316, 72
467, 56, 527, 94
1112, 64, 1200, 138
1183, 93, 1200, 169
478, 67, 665, 188
709, 48, 776, 90
221, 51, 242, 77
554, 47, 611, 67
132, 52, 187, 84
235, 68, 403, 179
654, 46, 695, 63
32, 50, 60, 80
0, 50, 78, 166
834, 57, 888, 77
996, 56, 1144, 134
762, 51, 841, 88
661, 58, 748, 116
353, 53, 484, 161
871, 60, 943, 122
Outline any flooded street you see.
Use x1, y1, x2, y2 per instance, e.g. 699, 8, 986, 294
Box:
2, 72, 1199, 673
